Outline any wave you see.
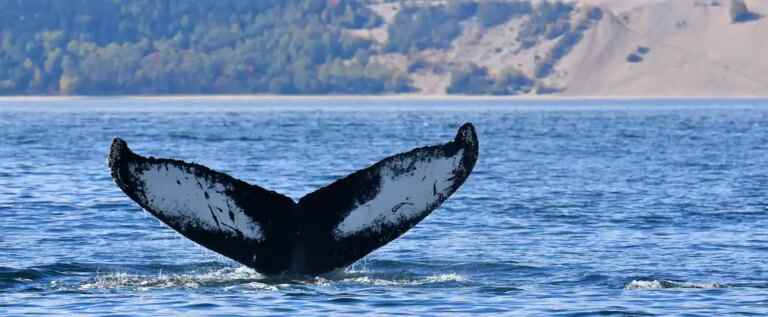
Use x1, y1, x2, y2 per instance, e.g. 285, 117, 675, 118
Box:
0, 267, 49, 287
2, 258, 473, 293
624, 279, 724, 290
313, 272, 467, 287
0, 263, 92, 288
75, 264, 468, 291
348, 258, 538, 274
79, 266, 268, 291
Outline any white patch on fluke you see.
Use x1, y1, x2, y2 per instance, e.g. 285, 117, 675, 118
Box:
131, 163, 263, 241
334, 149, 464, 238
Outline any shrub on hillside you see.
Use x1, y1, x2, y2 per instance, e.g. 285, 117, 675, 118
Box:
517, 1, 575, 48
386, 6, 463, 53
531, 4, 602, 79
447, 64, 534, 95
626, 53, 643, 63
491, 67, 534, 95
477, 1, 533, 28
447, 64, 495, 94
535, 83, 562, 94
534, 30, 582, 78
625, 46, 650, 63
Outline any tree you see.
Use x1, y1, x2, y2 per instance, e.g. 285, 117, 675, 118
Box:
477, 2, 514, 27
386, 5, 465, 53
447, 64, 494, 94
477, 1, 533, 27
447, 64, 534, 95
492, 67, 534, 94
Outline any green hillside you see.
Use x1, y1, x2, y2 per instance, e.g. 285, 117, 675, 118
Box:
0, 0, 594, 95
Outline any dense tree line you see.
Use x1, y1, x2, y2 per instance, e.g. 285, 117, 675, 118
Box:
0, 0, 411, 95
0, 0, 598, 95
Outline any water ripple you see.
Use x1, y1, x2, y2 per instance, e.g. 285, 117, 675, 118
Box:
2, 99, 768, 315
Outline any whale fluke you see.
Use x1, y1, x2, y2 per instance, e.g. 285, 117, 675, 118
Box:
108, 123, 479, 275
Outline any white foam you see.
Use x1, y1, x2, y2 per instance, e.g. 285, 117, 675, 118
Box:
334, 149, 463, 238
77, 266, 465, 291
79, 266, 267, 291
341, 273, 466, 286
132, 163, 263, 241
624, 279, 723, 290
624, 280, 664, 290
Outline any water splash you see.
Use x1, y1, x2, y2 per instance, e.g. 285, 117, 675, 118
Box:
624, 279, 724, 290
74, 264, 467, 291
79, 266, 266, 291
345, 273, 466, 286
312, 272, 467, 287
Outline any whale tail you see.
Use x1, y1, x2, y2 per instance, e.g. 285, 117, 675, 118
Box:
108, 123, 479, 275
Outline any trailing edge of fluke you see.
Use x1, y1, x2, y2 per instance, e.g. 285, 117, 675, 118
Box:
108, 123, 479, 275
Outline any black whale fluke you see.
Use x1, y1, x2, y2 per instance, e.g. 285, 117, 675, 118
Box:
108, 123, 479, 275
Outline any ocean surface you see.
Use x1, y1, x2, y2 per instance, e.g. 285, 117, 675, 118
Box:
1, 98, 768, 316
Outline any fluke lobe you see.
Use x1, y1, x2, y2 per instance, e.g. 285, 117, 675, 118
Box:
108, 123, 479, 275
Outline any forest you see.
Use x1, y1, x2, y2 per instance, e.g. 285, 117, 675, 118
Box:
0, 0, 593, 95
0, 0, 414, 95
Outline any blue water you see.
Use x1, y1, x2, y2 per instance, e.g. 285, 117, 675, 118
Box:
2, 98, 768, 316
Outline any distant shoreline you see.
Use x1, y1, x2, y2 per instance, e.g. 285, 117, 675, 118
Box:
2, 94, 768, 103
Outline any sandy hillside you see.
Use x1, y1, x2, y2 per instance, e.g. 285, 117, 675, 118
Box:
560, 0, 768, 96
366, 1, 585, 94
366, 0, 768, 96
